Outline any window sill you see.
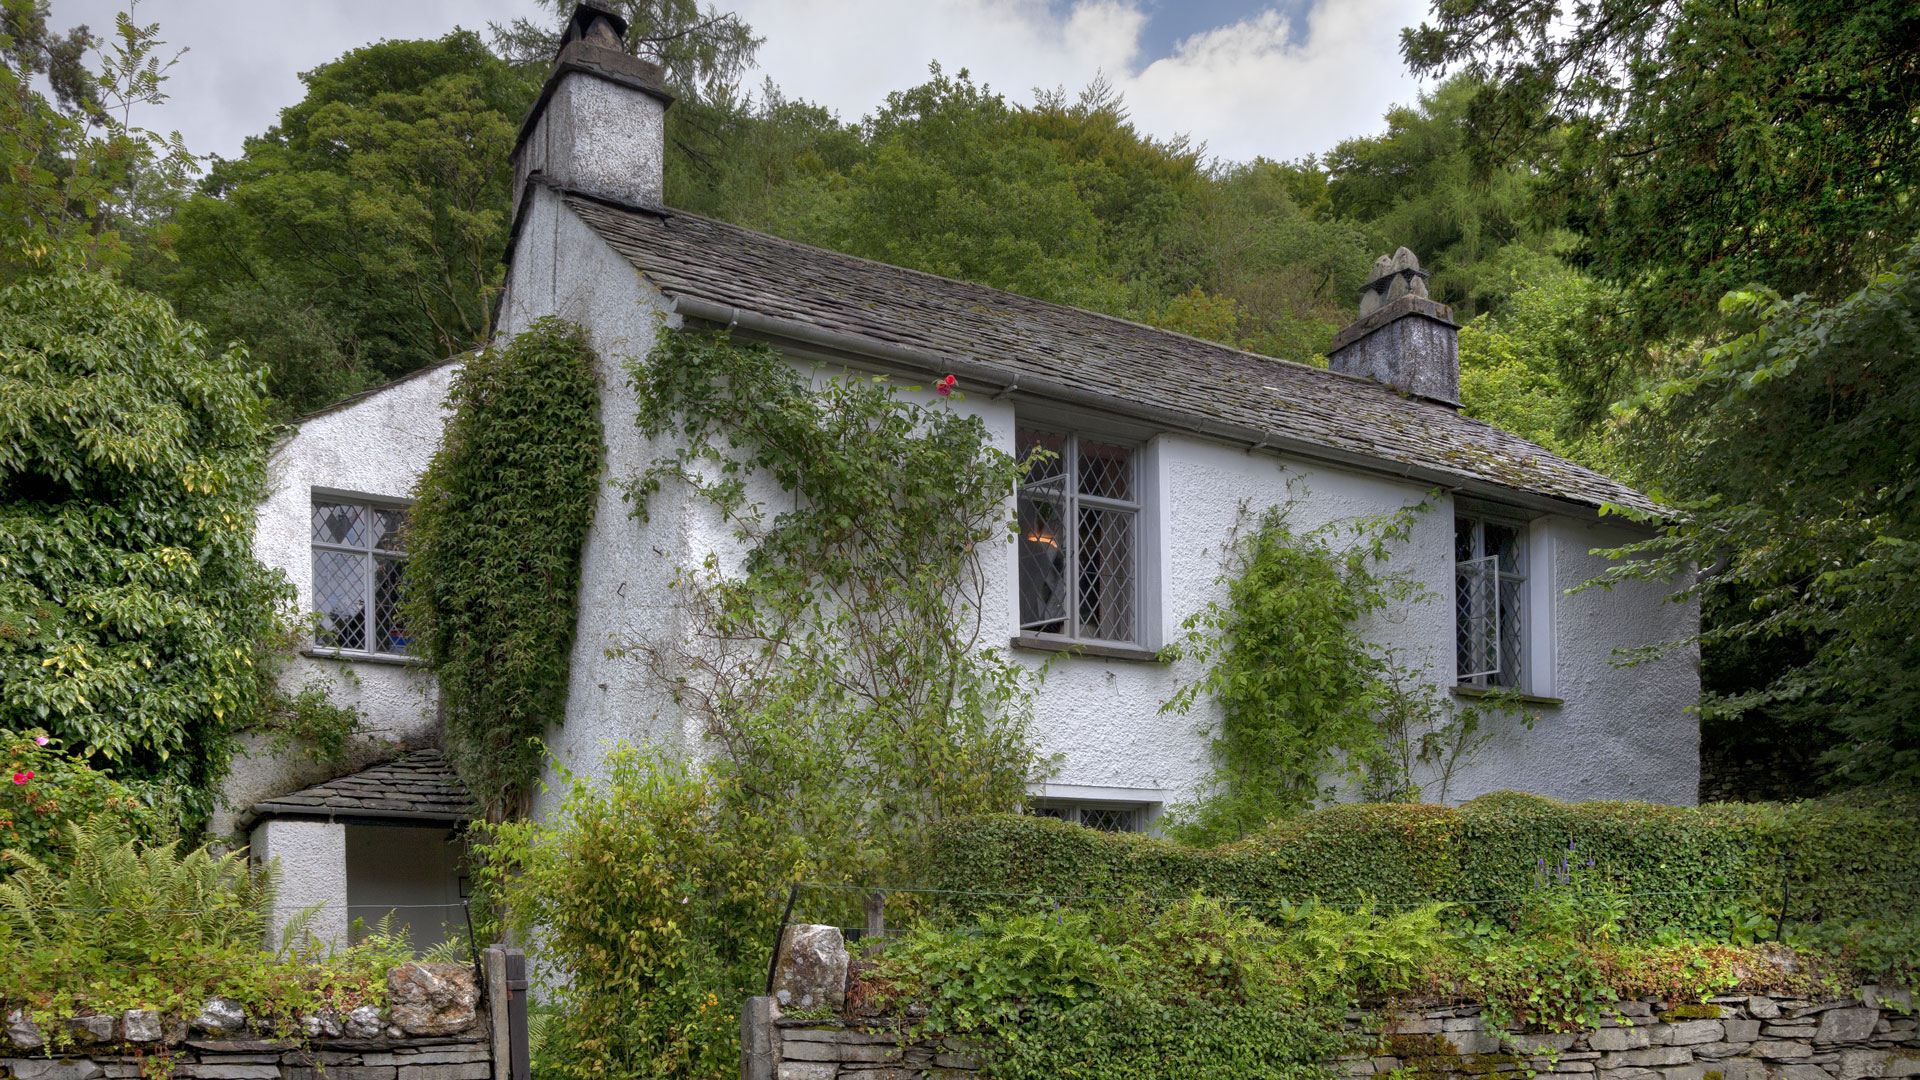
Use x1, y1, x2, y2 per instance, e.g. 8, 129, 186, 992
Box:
1452, 684, 1564, 707
1011, 635, 1166, 663
301, 647, 428, 668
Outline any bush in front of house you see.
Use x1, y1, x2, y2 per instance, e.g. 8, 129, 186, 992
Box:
918, 790, 1920, 966
0, 815, 433, 1045
475, 746, 808, 1080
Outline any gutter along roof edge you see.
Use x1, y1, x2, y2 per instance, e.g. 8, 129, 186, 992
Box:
666, 294, 1637, 523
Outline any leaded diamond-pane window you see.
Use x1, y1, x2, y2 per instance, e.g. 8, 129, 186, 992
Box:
1028, 801, 1144, 833
1455, 513, 1527, 689
1017, 427, 1140, 645
312, 495, 411, 656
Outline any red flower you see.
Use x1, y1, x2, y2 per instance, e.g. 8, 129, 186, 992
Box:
936, 374, 957, 397
10, 773, 26, 785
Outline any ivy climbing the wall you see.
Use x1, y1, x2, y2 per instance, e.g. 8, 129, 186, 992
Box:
1164, 499, 1497, 844
402, 318, 602, 819
622, 326, 1042, 893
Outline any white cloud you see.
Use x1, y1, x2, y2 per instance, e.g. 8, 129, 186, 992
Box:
735, 0, 1430, 162
47, 0, 1428, 166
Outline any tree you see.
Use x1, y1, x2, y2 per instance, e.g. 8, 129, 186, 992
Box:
0, 270, 285, 821
145, 31, 535, 419
1, 0, 194, 282
491, 0, 760, 99
1456, 268, 1626, 465
1593, 240, 1920, 790
1404, 0, 1920, 346
812, 65, 1113, 307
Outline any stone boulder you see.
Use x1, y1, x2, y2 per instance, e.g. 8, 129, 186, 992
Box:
387, 962, 481, 1035
5, 1010, 44, 1051
192, 999, 247, 1036
343, 1004, 385, 1040
120, 1010, 162, 1043
771, 924, 848, 1014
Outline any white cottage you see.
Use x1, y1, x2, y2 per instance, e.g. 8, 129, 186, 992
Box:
233, 3, 1699, 946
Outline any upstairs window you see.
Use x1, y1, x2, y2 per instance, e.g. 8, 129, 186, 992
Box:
312, 496, 411, 656
1455, 512, 1527, 689
1016, 427, 1139, 645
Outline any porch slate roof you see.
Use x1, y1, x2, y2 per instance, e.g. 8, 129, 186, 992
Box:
561, 192, 1659, 515
250, 749, 476, 825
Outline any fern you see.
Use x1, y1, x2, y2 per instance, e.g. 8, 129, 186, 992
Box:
0, 817, 274, 960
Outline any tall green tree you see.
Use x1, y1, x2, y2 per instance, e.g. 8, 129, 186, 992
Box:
145, 31, 536, 419
1404, 0, 1920, 353
1323, 74, 1570, 320
1595, 242, 1920, 790
1, 0, 194, 282
0, 270, 284, 821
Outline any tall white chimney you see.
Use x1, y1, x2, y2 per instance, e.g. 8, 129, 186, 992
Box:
511, 2, 674, 211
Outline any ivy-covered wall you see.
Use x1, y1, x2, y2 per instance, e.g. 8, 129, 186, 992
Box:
744, 987, 1920, 1080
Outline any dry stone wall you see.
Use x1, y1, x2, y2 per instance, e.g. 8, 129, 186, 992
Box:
1342, 988, 1917, 1080
0, 964, 495, 1080
743, 982, 1917, 1080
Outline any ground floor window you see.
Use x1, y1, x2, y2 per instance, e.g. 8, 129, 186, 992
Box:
1029, 800, 1147, 833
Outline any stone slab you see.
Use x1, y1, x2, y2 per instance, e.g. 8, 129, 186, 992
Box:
5, 1061, 105, 1080
1819, 1012, 1881, 1046
779, 1040, 899, 1064
394, 1063, 490, 1080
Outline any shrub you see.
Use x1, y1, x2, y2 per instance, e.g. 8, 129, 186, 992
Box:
0, 817, 403, 1032
475, 747, 807, 1080
921, 791, 1920, 941
866, 896, 1424, 1080
0, 730, 164, 873
0, 269, 285, 823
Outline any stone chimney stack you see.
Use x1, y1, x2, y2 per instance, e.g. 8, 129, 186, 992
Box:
1327, 248, 1461, 407
511, 1, 674, 211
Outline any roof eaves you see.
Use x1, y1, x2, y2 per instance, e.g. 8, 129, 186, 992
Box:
669, 293, 1644, 522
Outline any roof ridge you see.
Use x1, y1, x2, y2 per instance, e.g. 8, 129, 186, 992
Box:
630, 199, 1373, 387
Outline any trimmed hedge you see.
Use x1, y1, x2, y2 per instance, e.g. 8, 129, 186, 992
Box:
919, 792, 1919, 932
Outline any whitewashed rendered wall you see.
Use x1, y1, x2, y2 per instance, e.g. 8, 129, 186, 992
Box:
476, 194, 1703, 817
218, 365, 460, 838
496, 189, 705, 822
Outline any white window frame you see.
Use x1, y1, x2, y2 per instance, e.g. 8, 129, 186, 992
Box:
310, 490, 412, 658
1015, 427, 1144, 647
1454, 506, 1533, 692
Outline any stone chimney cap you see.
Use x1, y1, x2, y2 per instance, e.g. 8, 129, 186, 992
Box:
1357, 246, 1433, 317
513, 2, 675, 158
566, 2, 628, 48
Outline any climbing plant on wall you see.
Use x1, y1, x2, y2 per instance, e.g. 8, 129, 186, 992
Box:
1163, 499, 1499, 843
401, 317, 602, 819
621, 326, 1042, 889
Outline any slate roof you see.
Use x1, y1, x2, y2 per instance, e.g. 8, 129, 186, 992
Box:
250, 749, 476, 825
562, 193, 1658, 515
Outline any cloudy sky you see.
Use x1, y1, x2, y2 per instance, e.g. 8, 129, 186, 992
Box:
48, 0, 1431, 165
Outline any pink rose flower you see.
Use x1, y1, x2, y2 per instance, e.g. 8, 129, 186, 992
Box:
10, 773, 26, 785
936, 374, 957, 397
33, 736, 48, 746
